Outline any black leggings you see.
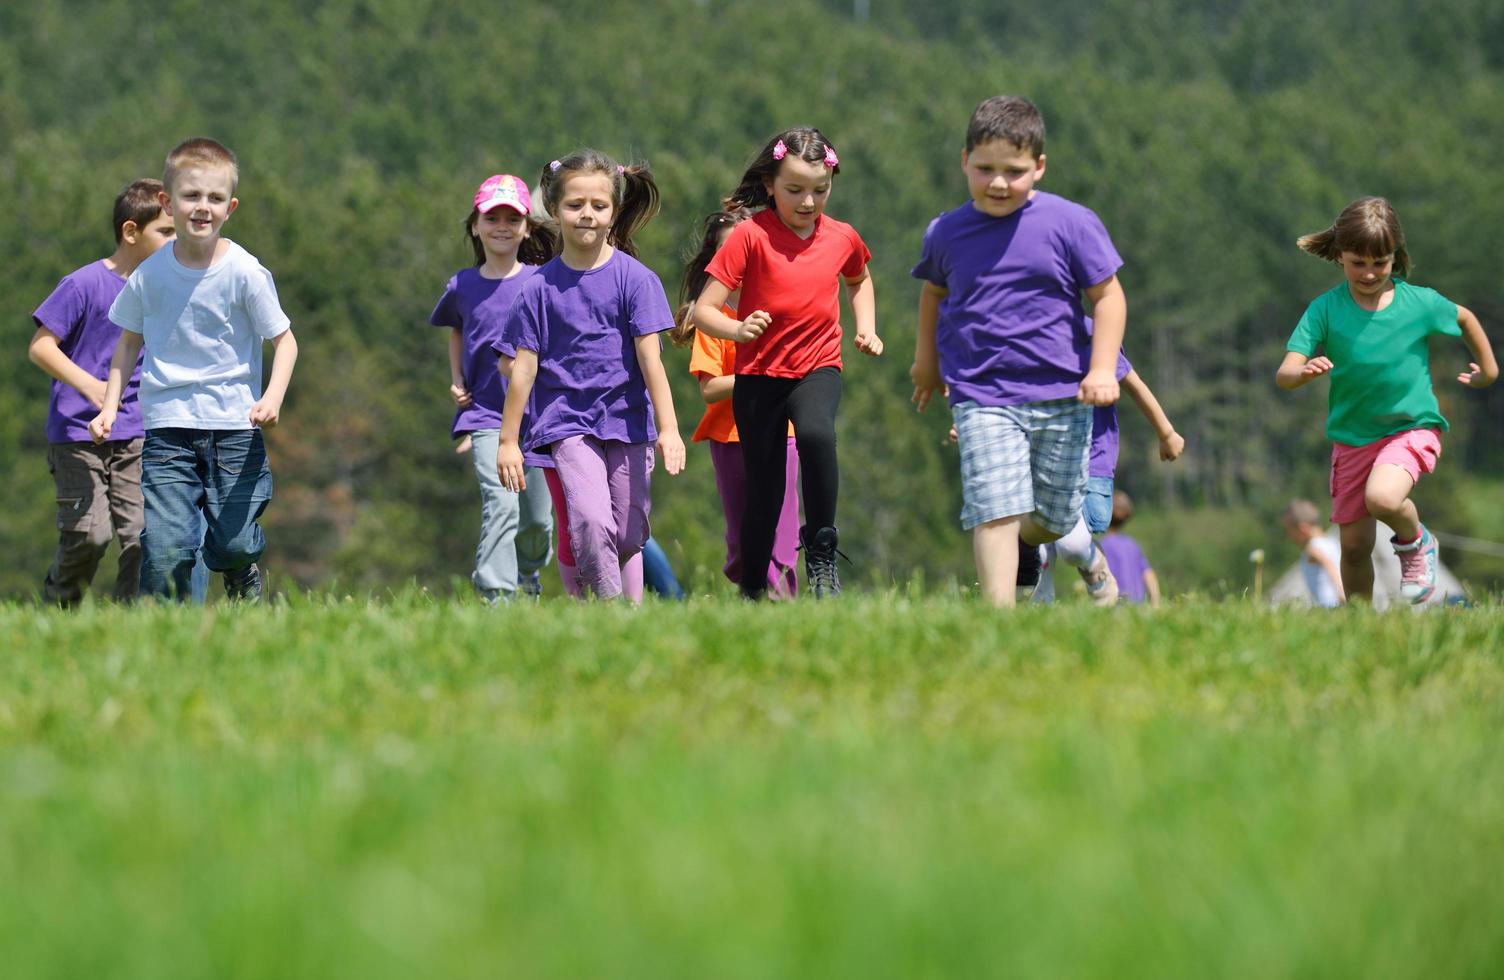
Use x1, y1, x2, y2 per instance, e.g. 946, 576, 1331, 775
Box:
732, 367, 842, 595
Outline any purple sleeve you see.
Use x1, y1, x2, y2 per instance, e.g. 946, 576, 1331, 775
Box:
1117, 350, 1132, 381
32, 276, 84, 345
428, 275, 462, 328
1067, 207, 1123, 290
627, 264, 674, 337
504, 280, 543, 354
910, 216, 946, 286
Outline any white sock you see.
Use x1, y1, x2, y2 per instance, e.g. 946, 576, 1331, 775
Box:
1054, 515, 1096, 568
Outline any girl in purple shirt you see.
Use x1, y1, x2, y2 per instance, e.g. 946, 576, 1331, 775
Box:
498, 150, 684, 601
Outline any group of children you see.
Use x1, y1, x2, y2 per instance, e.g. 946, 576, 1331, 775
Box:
28, 96, 1497, 608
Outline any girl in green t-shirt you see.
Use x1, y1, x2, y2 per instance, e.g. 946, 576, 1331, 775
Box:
1275, 196, 1497, 607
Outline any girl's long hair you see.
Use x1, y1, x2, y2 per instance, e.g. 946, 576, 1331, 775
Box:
723, 126, 840, 212
537, 148, 660, 258
1296, 196, 1412, 278
463, 209, 561, 267
670, 209, 749, 348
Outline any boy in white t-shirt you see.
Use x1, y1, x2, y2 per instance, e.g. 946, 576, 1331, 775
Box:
91, 138, 299, 601
1281, 498, 1344, 607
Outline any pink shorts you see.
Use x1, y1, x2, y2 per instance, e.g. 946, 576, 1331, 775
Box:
1329, 429, 1441, 525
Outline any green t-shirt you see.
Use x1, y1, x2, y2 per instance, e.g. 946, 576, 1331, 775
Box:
1286, 278, 1460, 446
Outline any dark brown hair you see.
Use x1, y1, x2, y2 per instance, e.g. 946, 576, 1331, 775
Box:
722, 126, 840, 212
163, 137, 238, 193
966, 96, 1045, 156
1110, 490, 1135, 529
463, 207, 561, 267
112, 178, 165, 244
537, 149, 660, 258
1296, 196, 1412, 278
669, 209, 749, 347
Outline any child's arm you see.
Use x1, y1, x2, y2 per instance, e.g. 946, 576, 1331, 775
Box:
497, 354, 514, 380
1120, 369, 1185, 461
693, 279, 771, 343
28, 327, 107, 409
448, 328, 472, 406
497, 349, 537, 492
1305, 539, 1346, 604
910, 282, 947, 411
1275, 351, 1333, 390
846, 269, 882, 357
88, 330, 145, 443
1142, 568, 1162, 607
699, 374, 735, 404
1455, 305, 1498, 388
250, 329, 299, 429
635, 334, 685, 475
1080, 275, 1126, 405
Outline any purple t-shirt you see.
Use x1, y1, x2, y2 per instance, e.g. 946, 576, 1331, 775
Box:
1089, 352, 1134, 478
502, 250, 673, 453
31, 260, 143, 443
911, 191, 1123, 407
430, 266, 538, 437
1100, 531, 1151, 604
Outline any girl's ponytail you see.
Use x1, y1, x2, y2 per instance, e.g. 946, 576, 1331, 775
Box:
670, 209, 747, 348
723, 126, 841, 213
537, 149, 660, 259
1297, 196, 1413, 278
518, 215, 560, 266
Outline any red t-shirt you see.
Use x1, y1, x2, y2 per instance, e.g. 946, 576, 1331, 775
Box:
705, 208, 871, 378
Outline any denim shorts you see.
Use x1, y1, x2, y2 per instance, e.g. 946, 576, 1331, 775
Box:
1083, 476, 1115, 534
953, 398, 1091, 534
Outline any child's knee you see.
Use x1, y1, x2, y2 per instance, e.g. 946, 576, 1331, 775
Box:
1363, 485, 1404, 517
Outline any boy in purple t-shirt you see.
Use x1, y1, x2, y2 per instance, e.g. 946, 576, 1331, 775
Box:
910, 95, 1128, 608
1100, 490, 1160, 606
26, 179, 175, 605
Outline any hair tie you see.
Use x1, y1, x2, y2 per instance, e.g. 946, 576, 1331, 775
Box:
618, 165, 626, 174
823, 145, 839, 168
549, 160, 561, 172
772, 139, 788, 161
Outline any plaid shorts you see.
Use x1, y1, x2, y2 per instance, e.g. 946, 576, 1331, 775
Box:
954, 398, 1092, 534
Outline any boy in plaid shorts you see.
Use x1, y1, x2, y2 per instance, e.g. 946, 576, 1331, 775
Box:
910, 95, 1127, 607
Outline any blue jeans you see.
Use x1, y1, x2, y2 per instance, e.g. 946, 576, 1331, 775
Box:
140, 428, 272, 601
467, 429, 553, 595
1083, 476, 1115, 534
641, 537, 684, 600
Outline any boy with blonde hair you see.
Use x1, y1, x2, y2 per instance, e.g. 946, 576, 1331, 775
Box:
1281, 498, 1344, 607
91, 138, 298, 601
28, 179, 175, 604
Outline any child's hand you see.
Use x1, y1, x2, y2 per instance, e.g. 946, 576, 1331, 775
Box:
497, 439, 527, 492
450, 382, 472, 407
658, 430, 686, 475
249, 397, 282, 429
1302, 356, 1334, 379
83, 377, 108, 411
734, 310, 771, 343
1078, 369, 1120, 406
910, 360, 943, 411
1159, 430, 1186, 461
948, 425, 958, 444
88, 409, 115, 445
855, 330, 883, 357
1458, 362, 1496, 388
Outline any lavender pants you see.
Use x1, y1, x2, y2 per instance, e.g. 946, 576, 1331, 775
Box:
710, 438, 799, 597
550, 435, 653, 600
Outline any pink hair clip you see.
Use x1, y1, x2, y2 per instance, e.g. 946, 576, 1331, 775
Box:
823, 145, 839, 168
772, 139, 788, 161
549, 160, 562, 172
618, 165, 626, 174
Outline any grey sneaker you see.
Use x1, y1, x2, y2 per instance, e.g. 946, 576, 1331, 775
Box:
224, 564, 263, 603
1078, 546, 1119, 607
1393, 526, 1438, 604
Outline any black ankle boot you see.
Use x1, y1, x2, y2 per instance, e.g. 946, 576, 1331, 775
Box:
800, 525, 842, 599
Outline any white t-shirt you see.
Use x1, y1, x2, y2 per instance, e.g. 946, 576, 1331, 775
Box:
1301, 534, 1343, 608
109, 239, 290, 429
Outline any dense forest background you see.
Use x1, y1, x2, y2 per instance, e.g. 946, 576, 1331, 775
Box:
4, 0, 1503, 598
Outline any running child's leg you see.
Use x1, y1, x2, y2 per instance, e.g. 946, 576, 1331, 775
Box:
974, 515, 1025, 607
1338, 517, 1377, 603
771, 436, 801, 597
708, 440, 746, 586
786, 367, 844, 597
467, 428, 521, 599
543, 468, 582, 598
551, 435, 623, 599
605, 440, 654, 605
953, 401, 1033, 608
200, 430, 272, 601
106, 438, 145, 602
1364, 464, 1420, 542
516, 465, 555, 577
732, 375, 795, 598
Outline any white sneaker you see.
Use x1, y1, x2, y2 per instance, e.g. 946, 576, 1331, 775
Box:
1078, 547, 1119, 607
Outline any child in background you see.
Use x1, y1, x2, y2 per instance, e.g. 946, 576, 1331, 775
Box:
497, 149, 684, 601
693, 127, 881, 599
431, 174, 555, 602
91, 138, 298, 601
27, 179, 176, 605
1099, 491, 1160, 605
1276, 196, 1495, 604
910, 95, 1127, 608
672, 209, 799, 597
1281, 498, 1344, 608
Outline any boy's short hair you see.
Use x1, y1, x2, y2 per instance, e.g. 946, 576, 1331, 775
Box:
112, 178, 165, 244
163, 137, 239, 194
1110, 489, 1134, 528
967, 96, 1046, 157
1284, 499, 1321, 526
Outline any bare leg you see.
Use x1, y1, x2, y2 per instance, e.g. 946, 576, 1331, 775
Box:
974, 516, 1024, 608
1338, 517, 1377, 605
1364, 464, 1421, 542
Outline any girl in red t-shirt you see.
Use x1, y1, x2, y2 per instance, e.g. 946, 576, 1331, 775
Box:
692, 127, 882, 599
672, 209, 799, 597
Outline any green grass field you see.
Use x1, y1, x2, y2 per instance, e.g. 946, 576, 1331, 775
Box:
3, 596, 1502, 978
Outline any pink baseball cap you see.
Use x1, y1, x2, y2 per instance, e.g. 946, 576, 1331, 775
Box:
473, 174, 530, 215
